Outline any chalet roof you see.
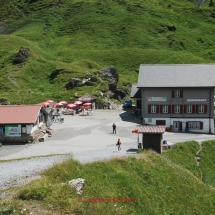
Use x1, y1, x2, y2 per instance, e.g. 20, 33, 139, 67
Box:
0, 105, 46, 124
78, 94, 96, 102
130, 84, 141, 98
137, 64, 215, 88
136, 125, 166, 134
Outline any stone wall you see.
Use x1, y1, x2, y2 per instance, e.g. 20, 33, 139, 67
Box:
0, 134, 32, 144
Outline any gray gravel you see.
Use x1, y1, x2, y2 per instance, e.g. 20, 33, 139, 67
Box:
0, 155, 71, 191
0, 143, 137, 193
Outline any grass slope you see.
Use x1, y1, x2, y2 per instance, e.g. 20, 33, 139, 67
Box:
1, 0, 215, 103
200, 140, 215, 187
1, 147, 215, 215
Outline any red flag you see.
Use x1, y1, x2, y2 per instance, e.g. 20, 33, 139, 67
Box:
132, 129, 138, 133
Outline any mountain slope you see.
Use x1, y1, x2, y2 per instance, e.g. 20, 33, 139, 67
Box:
0, 0, 215, 103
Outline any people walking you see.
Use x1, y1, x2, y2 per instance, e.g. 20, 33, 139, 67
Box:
112, 123, 116, 134
116, 138, 121, 151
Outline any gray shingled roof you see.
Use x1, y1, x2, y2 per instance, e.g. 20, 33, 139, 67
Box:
130, 84, 141, 98
137, 64, 215, 87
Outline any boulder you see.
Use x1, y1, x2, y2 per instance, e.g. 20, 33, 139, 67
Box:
66, 77, 94, 90
98, 66, 119, 82
0, 98, 7, 104
13, 47, 30, 65
67, 178, 85, 195
66, 78, 82, 90
108, 80, 117, 91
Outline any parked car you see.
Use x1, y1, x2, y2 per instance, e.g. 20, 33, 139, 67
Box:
123, 100, 132, 108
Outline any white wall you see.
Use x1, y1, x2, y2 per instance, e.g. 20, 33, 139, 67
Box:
143, 117, 214, 134
26, 124, 33, 134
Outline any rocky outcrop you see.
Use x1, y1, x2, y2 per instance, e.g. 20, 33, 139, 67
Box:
67, 178, 85, 195
65, 66, 127, 102
66, 77, 95, 90
98, 66, 119, 82
13, 47, 30, 65
66, 78, 82, 90
98, 66, 127, 101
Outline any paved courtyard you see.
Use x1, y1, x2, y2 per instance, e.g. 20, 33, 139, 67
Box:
0, 108, 215, 162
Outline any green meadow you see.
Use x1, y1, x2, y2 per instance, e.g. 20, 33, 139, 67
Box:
1, 140, 215, 215
0, 0, 215, 103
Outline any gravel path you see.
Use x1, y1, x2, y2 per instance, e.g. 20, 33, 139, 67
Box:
0, 155, 71, 192
0, 143, 137, 194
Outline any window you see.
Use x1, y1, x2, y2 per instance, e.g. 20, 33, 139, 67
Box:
151, 105, 157, 113
21, 125, 26, 134
198, 105, 204, 113
188, 121, 203, 130
172, 90, 183, 98
0, 125, 4, 135
186, 105, 192, 113
174, 90, 180, 98
174, 105, 180, 113
162, 105, 168, 113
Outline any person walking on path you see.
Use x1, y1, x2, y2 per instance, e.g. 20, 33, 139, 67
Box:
112, 123, 116, 134
116, 138, 121, 151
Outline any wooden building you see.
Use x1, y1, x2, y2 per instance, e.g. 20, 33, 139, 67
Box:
0, 105, 49, 144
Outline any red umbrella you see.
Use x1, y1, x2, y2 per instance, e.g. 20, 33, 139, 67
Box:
60, 101, 68, 104
83, 102, 92, 106
54, 102, 64, 108
41, 102, 50, 107
74, 101, 82, 105
46, 100, 54, 103
67, 104, 76, 108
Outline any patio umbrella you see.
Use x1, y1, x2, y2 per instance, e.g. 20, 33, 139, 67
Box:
41, 102, 50, 107
54, 102, 64, 108
67, 104, 76, 108
83, 102, 92, 106
46, 100, 54, 103
60, 101, 68, 104
74, 101, 82, 105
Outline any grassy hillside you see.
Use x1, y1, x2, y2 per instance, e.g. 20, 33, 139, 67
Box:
1, 145, 215, 215
1, 0, 215, 103
200, 140, 215, 187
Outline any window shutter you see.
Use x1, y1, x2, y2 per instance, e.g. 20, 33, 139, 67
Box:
192, 105, 195, 114
148, 105, 151, 113
160, 105, 162, 113
180, 90, 183, 98
179, 122, 182, 131
168, 105, 171, 114
204, 105, 207, 114
180, 105, 183, 114
186, 122, 189, 127
156, 105, 159, 114
172, 90, 174, 98
184, 105, 186, 113
172, 105, 174, 113
200, 122, 203, 129
196, 105, 199, 114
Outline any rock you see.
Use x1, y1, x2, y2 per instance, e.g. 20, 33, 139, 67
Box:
98, 66, 119, 82
74, 92, 79, 98
67, 178, 85, 195
66, 77, 94, 90
13, 47, 30, 65
66, 78, 82, 90
0, 98, 7, 104
108, 80, 117, 91
114, 89, 127, 101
